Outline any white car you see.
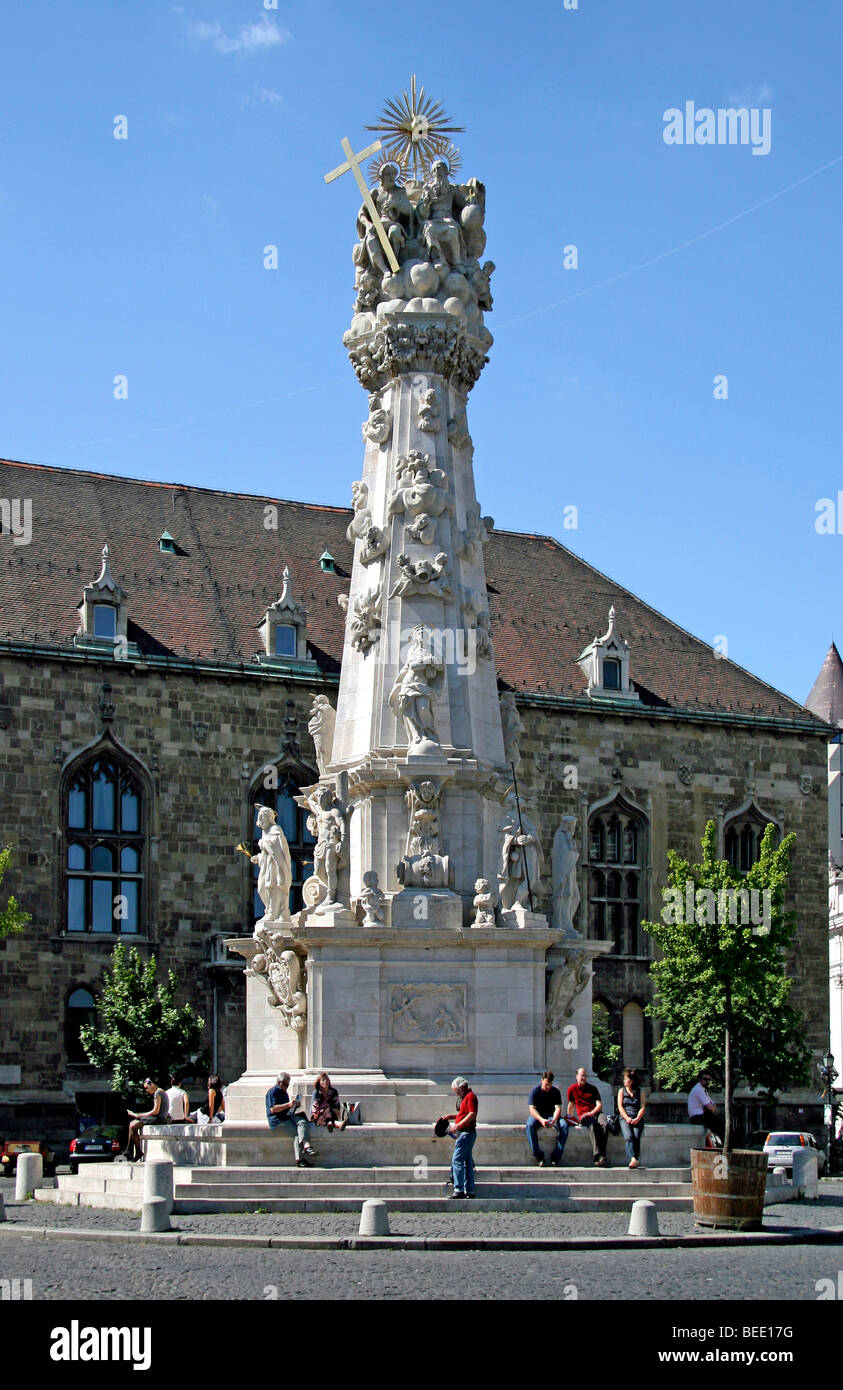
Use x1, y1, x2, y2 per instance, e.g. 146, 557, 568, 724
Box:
762, 1131, 827, 1176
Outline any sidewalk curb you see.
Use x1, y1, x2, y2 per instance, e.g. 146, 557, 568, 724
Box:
1, 1224, 842, 1252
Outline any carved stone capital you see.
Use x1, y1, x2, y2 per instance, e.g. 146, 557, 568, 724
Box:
347, 318, 489, 395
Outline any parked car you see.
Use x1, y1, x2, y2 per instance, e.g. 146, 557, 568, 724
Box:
1, 1139, 57, 1178
68, 1124, 127, 1174
762, 1131, 827, 1176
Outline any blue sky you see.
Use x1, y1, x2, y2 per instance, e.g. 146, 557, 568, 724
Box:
1, 0, 840, 704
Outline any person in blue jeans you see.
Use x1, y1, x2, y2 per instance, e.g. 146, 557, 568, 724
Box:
526, 1070, 568, 1165
617, 1067, 646, 1168
265, 1072, 316, 1168
442, 1076, 478, 1199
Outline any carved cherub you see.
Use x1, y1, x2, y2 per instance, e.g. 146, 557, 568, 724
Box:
456, 503, 494, 562
388, 451, 452, 520
363, 393, 391, 445
346, 480, 372, 543
472, 878, 497, 928
359, 869, 386, 927
359, 524, 390, 567
347, 585, 382, 654
405, 512, 437, 545
389, 551, 450, 599
417, 388, 439, 433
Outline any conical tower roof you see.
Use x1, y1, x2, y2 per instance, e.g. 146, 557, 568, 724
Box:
805, 641, 843, 726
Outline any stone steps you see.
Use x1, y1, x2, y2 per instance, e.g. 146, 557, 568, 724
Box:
173, 1195, 694, 1214
35, 1160, 694, 1213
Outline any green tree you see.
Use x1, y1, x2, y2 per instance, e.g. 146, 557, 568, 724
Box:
592, 1003, 621, 1081
80, 942, 205, 1099
0, 844, 30, 938
643, 820, 809, 1151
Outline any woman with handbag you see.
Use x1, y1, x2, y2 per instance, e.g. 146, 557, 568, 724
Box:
310, 1072, 348, 1131
617, 1067, 646, 1168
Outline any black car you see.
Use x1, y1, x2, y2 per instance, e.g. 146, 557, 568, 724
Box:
68, 1124, 127, 1173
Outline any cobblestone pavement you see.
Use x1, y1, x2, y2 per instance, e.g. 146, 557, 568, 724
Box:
0, 1186, 841, 1300
4, 1183, 843, 1240
1, 1233, 842, 1300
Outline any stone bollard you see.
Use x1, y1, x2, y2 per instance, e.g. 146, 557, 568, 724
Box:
143, 1159, 174, 1215
359, 1199, 390, 1236
15, 1152, 42, 1201
0, 1192, 5, 1221
140, 1196, 171, 1233
792, 1148, 819, 1199
628, 1199, 660, 1236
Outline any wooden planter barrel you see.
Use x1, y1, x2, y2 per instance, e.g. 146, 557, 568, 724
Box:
691, 1149, 768, 1231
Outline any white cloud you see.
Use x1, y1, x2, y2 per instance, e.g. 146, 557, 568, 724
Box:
241, 84, 284, 108
725, 83, 773, 107
189, 17, 289, 55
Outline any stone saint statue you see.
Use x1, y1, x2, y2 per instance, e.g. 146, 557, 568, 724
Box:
417, 159, 464, 270
355, 164, 414, 281
551, 816, 581, 937
499, 692, 523, 775
306, 785, 347, 907
498, 790, 543, 911
308, 694, 336, 776
388, 625, 444, 753
250, 805, 293, 925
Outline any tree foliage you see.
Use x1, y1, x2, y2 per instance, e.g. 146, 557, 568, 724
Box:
592, 1003, 621, 1081
0, 844, 30, 938
80, 942, 205, 1099
643, 820, 809, 1149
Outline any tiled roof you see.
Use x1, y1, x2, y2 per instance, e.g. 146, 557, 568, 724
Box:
805, 642, 843, 727
0, 458, 822, 724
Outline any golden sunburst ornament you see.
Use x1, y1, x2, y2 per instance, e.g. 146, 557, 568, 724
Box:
365, 75, 465, 183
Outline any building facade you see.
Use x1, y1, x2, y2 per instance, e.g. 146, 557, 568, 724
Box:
0, 457, 831, 1142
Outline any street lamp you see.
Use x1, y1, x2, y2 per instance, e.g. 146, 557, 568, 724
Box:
818, 1051, 839, 1176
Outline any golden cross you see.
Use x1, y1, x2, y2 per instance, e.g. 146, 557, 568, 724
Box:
324, 136, 400, 274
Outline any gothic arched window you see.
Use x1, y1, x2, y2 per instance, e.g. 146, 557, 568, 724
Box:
250, 770, 317, 919
66, 987, 97, 1064
64, 753, 145, 934
587, 797, 648, 956
724, 803, 777, 873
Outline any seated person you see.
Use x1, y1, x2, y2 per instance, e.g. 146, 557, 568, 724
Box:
526, 1070, 568, 1166
566, 1065, 609, 1166
687, 1070, 725, 1141
187, 1074, 225, 1126
266, 1072, 316, 1168
123, 1078, 169, 1161
310, 1072, 348, 1131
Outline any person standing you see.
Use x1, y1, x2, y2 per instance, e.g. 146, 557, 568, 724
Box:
266, 1073, 316, 1168
617, 1067, 646, 1168
527, 1070, 568, 1166
442, 1076, 478, 1199
687, 1070, 724, 1142
566, 1065, 609, 1166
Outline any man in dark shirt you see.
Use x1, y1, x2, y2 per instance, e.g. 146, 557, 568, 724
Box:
527, 1070, 568, 1166
266, 1072, 316, 1168
566, 1065, 609, 1165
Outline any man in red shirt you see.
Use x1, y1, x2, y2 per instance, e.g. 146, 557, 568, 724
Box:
566, 1065, 609, 1165
442, 1076, 478, 1198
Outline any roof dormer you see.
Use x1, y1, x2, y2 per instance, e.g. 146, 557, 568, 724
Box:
257, 566, 317, 670
577, 606, 639, 702
75, 545, 136, 656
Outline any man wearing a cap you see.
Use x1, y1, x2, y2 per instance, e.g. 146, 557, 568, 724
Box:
443, 1076, 478, 1199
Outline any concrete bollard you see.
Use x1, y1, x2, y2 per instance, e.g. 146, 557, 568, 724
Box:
628, 1199, 660, 1236
792, 1148, 819, 1199
15, 1152, 43, 1201
0, 1192, 5, 1221
359, 1199, 390, 1236
140, 1196, 171, 1233
143, 1158, 174, 1215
